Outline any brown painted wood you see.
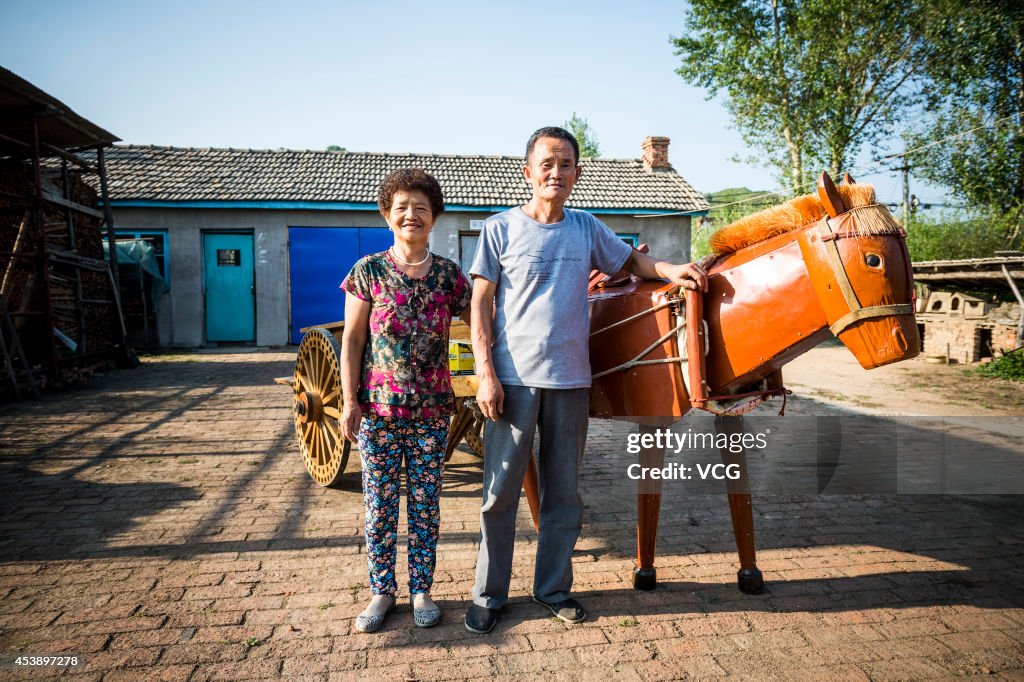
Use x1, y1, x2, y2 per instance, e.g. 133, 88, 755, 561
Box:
817, 171, 847, 218
726, 493, 757, 569
716, 416, 757, 570
636, 424, 665, 572
445, 400, 475, 461
523, 452, 540, 531
637, 494, 661, 570
685, 288, 708, 407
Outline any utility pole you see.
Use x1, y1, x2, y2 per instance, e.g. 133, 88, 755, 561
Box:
891, 152, 911, 227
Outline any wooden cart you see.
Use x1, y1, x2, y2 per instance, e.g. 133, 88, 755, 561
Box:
292, 319, 484, 486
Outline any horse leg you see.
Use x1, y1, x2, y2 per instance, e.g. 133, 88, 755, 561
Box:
634, 423, 663, 590
522, 451, 540, 531
714, 414, 765, 594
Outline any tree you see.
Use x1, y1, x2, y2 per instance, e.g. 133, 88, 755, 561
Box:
564, 112, 601, 158
905, 1, 1024, 248
326, 145, 346, 152
672, 0, 925, 195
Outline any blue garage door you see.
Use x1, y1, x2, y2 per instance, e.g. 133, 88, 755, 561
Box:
288, 226, 391, 344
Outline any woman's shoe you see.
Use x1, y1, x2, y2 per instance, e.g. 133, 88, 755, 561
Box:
355, 596, 395, 633
412, 594, 441, 628
413, 606, 441, 628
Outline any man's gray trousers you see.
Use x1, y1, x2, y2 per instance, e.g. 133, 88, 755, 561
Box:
471, 385, 589, 608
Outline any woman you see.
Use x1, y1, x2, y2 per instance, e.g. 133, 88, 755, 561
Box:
340, 168, 471, 633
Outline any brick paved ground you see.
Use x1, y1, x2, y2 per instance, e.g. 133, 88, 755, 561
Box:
1, 349, 1022, 680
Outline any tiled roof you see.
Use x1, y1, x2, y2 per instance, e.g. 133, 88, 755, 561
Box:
101, 145, 709, 213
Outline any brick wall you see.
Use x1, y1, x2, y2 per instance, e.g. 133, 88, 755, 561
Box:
993, 325, 1018, 355
920, 318, 1018, 363
641, 136, 671, 171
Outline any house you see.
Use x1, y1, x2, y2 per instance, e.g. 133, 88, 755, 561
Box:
913, 254, 1024, 363
101, 137, 709, 346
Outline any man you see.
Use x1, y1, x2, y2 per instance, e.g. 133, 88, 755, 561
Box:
465, 127, 707, 634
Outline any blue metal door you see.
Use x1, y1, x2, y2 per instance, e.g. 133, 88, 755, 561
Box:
203, 233, 255, 342
288, 227, 391, 344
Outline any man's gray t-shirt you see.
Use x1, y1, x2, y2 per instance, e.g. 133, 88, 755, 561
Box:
469, 206, 633, 388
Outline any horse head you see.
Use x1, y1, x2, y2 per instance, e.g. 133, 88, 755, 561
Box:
796, 172, 920, 368
705, 170, 920, 387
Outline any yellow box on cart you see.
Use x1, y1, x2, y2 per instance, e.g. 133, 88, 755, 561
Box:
448, 341, 475, 375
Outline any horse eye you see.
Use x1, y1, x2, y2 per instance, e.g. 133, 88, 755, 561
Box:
865, 253, 882, 268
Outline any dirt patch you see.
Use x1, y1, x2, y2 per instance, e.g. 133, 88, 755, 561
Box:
781, 341, 1024, 417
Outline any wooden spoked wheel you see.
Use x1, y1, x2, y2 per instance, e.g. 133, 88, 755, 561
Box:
294, 327, 350, 487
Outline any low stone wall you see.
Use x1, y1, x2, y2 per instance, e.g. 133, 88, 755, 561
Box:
919, 316, 1018, 362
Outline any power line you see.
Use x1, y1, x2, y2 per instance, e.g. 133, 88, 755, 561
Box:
637, 112, 1017, 218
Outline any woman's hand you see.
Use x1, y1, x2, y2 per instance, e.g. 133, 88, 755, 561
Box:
341, 401, 363, 442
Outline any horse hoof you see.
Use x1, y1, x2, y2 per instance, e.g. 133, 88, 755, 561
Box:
633, 567, 657, 591
737, 568, 764, 594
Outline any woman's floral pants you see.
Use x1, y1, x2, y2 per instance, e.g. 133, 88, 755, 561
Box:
357, 415, 448, 595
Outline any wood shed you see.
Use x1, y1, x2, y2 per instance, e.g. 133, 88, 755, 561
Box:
0, 66, 133, 399
913, 254, 1024, 363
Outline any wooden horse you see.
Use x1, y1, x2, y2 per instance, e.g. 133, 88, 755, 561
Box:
579, 171, 920, 592
292, 171, 919, 594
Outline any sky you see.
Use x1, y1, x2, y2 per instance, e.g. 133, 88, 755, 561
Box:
0, 0, 942, 205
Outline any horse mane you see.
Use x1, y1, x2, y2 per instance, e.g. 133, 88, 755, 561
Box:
709, 183, 897, 254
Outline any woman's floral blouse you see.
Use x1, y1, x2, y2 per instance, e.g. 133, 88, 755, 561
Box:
341, 251, 471, 419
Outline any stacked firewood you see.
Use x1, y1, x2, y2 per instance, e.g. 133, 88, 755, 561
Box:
0, 158, 130, 397
0, 160, 49, 373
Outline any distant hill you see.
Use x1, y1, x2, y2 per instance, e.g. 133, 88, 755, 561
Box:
692, 187, 786, 259
705, 187, 784, 209
702, 187, 784, 227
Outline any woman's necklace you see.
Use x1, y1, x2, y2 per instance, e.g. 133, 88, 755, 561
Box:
390, 246, 430, 266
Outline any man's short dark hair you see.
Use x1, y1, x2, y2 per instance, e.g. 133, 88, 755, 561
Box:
377, 168, 445, 218
525, 126, 580, 165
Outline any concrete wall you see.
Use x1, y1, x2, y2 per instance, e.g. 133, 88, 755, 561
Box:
431, 212, 693, 266
600, 214, 693, 263
114, 206, 390, 347
113, 206, 693, 348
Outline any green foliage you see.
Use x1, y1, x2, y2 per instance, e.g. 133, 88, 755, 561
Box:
905, 209, 1019, 261
976, 348, 1024, 382
326, 145, 346, 152
563, 112, 601, 158
691, 219, 715, 260
692, 187, 785, 259
673, 0, 925, 194
706, 187, 785, 224
905, 1, 1024, 244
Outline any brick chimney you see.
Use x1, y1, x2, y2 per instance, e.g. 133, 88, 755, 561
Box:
641, 136, 671, 171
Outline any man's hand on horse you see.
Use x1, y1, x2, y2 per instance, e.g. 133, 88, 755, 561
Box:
625, 250, 708, 292
661, 261, 708, 292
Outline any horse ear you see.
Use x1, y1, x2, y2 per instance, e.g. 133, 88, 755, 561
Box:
840, 172, 856, 186
817, 171, 847, 218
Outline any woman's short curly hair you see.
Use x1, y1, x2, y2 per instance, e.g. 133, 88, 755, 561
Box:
377, 168, 445, 218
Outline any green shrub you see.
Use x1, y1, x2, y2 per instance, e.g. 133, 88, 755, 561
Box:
976, 348, 1024, 382
907, 210, 1020, 262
